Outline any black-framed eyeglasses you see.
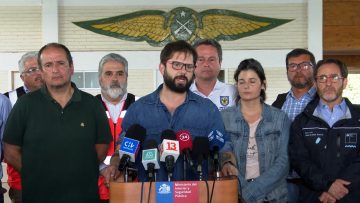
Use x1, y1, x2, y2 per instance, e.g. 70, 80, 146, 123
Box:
316, 74, 344, 83
287, 62, 313, 72
167, 61, 195, 72
21, 67, 41, 76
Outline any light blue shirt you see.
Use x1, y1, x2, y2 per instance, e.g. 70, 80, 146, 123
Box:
281, 86, 317, 121
0, 94, 12, 178
315, 99, 347, 127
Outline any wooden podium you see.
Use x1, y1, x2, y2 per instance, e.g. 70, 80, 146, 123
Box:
110, 177, 238, 203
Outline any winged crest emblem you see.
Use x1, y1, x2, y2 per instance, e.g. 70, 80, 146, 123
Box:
73, 7, 292, 46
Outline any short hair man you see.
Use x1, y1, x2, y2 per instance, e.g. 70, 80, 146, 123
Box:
4, 51, 43, 203
289, 59, 360, 202
3, 43, 112, 202
272, 48, 317, 203
104, 40, 238, 183
0, 94, 12, 203
190, 39, 236, 110
4, 51, 43, 106
96, 53, 136, 202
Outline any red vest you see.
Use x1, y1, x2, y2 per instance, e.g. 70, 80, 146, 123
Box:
96, 94, 135, 200
7, 164, 21, 190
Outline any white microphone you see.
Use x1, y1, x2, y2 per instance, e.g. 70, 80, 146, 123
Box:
142, 139, 160, 181
159, 130, 180, 181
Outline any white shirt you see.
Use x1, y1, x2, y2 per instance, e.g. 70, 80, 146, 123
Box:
190, 80, 236, 111
101, 93, 128, 122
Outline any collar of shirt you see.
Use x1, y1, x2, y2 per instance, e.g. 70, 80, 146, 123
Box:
315, 99, 347, 127
23, 85, 30, 94
287, 86, 317, 101
40, 82, 81, 103
190, 79, 223, 97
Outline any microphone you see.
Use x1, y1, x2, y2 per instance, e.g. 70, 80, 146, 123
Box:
142, 139, 160, 181
192, 137, 210, 180
176, 130, 194, 179
118, 124, 146, 172
208, 130, 225, 179
159, 129, 180, 181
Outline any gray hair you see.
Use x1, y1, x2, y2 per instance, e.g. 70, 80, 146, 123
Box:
18, 51, 38, 74
98, 53, 128, 78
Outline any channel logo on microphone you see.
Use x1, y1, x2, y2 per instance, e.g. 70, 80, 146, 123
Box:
177, 132, 190, 142
120, 137, 140, 154
142, 149, 156, 160
208, 130, 224, 143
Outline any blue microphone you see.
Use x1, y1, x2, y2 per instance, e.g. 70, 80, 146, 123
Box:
118, 124, 146, 172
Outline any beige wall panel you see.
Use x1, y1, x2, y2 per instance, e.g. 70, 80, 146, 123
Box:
0, 7, 41, 52
127, 69, 154, 97
60, 3, 306, 51
227, 67, 290, 105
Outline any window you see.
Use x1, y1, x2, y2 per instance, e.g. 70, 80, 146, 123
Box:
71, 72, 99, 89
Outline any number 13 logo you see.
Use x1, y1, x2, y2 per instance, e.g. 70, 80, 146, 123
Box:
166, 142, 177, 151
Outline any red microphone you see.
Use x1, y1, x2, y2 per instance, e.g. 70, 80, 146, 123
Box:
176, 130, 194, 180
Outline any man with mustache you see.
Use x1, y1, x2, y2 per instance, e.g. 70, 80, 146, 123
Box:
289, 59, 360, 203
272, 48, 317, 203
103, 40, 238, 183
96, 53, 136, 203
5, 51, 44, 106
3, 51, 43, 203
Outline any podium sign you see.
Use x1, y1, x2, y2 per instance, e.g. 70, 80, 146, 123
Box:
156, 181, 199, 203
110, 177, 238, 203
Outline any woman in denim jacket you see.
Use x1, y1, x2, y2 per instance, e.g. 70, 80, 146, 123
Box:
221, 59, 290, 203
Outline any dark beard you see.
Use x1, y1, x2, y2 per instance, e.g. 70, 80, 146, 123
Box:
163, 70, 194, 93
289, 79, 313, 89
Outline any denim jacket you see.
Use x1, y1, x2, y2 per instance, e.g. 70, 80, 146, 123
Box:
221, 103, 290, 203
121, 84, 231, 181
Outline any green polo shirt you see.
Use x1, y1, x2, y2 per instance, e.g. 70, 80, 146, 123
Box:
3, 84, 112, 203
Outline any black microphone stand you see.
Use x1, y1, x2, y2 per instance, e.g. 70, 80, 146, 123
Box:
183, 154, 187, 180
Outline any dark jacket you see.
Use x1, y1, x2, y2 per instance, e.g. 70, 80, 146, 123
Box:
289, 97, 360, 202
271, 93, 287, 109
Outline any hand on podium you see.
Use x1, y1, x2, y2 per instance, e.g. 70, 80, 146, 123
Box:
221, 162, 238, 177
100, 165, 124, 187
220, 152, 239, 177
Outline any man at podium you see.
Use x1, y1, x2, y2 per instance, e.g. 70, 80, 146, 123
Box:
102, 40, 238, 184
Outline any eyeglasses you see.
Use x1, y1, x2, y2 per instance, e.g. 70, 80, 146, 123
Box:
22, 67, 41, 76
287, 62, 313, 72
316, 74, 344, 83
167, 61, 195, 72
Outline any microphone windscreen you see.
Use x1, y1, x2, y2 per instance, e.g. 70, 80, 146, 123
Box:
125, 124, 146, 143
192, 137, 210, 161
144, 139, 158, 150
208, 130, 225, 150
160, 129, 177, 141
176, 130, 193, 152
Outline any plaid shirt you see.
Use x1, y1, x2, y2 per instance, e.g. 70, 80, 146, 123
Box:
282, 86, 317, 121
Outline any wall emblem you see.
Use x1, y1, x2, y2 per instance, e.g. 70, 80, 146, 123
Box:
74, 7, 292, 46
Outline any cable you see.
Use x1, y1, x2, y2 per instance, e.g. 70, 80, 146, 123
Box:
147, 180, 153, 203
140, 181, 144, 203
204, 179, 210, 203
209, 179, 216, 203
